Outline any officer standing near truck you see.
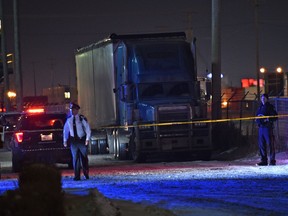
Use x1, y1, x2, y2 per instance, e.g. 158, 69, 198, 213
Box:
255, 94, 278, 166
63, 103, 91, 180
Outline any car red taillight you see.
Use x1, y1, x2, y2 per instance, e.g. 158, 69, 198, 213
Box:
15, 132, 24, 143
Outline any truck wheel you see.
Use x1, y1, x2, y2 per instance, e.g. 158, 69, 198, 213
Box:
113, 129, 118, 159
118, 143, 128, 160
129, 133, 145, 163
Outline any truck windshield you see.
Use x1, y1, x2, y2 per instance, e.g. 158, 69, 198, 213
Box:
139, 82, 193, 99
132, 41, 194, 75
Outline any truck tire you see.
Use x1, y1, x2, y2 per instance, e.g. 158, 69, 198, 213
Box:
118, 143, 128, 160
113, 129, 118, 159
115, 131, 129, 160
129, 133, 145, 163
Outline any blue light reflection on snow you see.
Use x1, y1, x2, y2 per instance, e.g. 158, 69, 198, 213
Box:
91, 178, 288, 213
60, 176, 288, 214
0, 179, 18, 194
1, 176, 288, 215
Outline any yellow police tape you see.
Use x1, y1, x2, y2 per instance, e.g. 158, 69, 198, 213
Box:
102, 114, 288, 129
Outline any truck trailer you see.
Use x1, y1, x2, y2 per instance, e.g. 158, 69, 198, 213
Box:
75, 32, 212, 162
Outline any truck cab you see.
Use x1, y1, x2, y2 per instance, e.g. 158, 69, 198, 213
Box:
113, 34, 210, 161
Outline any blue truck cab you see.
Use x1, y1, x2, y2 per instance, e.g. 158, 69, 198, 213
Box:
75, 32, 211, 162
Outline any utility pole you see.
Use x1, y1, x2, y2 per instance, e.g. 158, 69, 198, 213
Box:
13, 0, 23, 111
50, 58, 55, 103
255, 0, 260, 101
0, 0, 11, 111
211, 0, 222, 120
32, 62, 37, 96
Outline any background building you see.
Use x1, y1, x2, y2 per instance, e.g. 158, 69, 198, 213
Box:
42, 85, 77, 105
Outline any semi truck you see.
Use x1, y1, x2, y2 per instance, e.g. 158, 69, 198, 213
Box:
75, 32, 212, 162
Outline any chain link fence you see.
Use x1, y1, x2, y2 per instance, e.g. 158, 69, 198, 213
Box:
209, 97, 288, 154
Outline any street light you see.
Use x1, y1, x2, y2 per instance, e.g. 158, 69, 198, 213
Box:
276, 67, 282, 96
260, 67, 265, 74
207, 72, 223, 79
7, 91, 16, 98
276, 67, 282, 73
260, 66, 283, 96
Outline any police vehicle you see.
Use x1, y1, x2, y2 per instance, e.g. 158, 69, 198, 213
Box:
10, 108, 72, 172
0, 112, 22, 150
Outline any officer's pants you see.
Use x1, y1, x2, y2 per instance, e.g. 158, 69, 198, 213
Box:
258, 127, 275, 162
70, 138, 89, 178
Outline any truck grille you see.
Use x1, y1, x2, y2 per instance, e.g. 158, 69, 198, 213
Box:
157, 105, 191, 137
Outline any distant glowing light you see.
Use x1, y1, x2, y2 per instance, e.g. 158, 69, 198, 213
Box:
26, 108, 45, 113
276, 67, 282, 73
207, 73, 223, 79
7, 91, 16, 98
260, 68, 265, 73
260, 66, 283, 73
64, 91, 70, 99
241, 78, 264, 88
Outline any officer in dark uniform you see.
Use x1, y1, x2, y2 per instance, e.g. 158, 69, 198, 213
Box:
63, 103, 91, 180
255, 94, 278, 166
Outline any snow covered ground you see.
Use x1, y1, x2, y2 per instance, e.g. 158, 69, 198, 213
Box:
1, 151, 288, 215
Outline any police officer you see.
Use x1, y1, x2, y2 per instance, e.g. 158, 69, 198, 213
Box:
256, 94, 278, 166
63, 103, 91, 180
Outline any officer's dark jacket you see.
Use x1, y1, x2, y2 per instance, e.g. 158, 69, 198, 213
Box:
256, 102, 278, 128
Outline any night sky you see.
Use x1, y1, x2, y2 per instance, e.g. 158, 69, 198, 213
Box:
2, 0, 288, 96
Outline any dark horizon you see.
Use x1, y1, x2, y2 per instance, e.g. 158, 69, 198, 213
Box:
2, 0, 288, 96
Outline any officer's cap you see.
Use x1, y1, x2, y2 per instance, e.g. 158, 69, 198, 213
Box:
70, 102, 80, 110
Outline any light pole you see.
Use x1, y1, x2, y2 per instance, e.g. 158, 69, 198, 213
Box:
32, 62, 37, 96
13, 0, 23, 111
0, 0, 11, 112
260, 66, 283, 96
211, 0, 222, 120
276, 67, 282, 96
255, 0, 260, 101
